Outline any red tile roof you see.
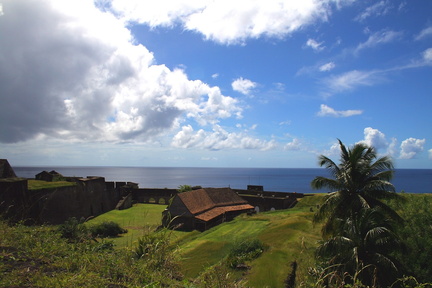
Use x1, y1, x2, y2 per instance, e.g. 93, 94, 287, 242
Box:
176, 188, 253, 222
195, 204, 254, 222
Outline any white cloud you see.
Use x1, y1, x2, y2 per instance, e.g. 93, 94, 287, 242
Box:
323, 70, 380, 94
415, 26, 432, 41
319, 62, 335, 72
0, 0, 242, 144
232, 77, 257, 95
423, 48, 432, 62
400, 138, 426, 159
355, 29, 403, 54
429, 149, 432, 160
284, 138, 302, 151
388, 137, 398, 157
321, 141, 341, 157
355, 1, 391, 22
279, 120, 292, 126
171, 125, 277, 151
108, 0, 354, 45
317, 104, 362, 117
306, 38, 324, 52
211, 73, 219, 79
360, 127, 388, 151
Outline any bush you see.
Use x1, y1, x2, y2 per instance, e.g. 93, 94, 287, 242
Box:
89, 221, 127, 238
134, 228, 182, 281
58, 217, 90, 241
226, 239, 266, 269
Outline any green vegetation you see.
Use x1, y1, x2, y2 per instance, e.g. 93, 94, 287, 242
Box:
87, 203, 166, 247
311, 139, 402, 238
1, 193, 432, 287
391, 193, 432, 284
310, 140, 431, 288
28, 179, 76, 190
226, 238, 266, 269
0, 218, 180, 287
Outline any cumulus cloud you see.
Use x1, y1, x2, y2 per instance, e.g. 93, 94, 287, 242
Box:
400, 138, 426, 159
171, 125, 277, 151
319, 62, 336, 72
284, 138, 302, 151
306, 39, 324, 52
0, 0, 242, 144
108, 0, 353, 45
232, 77, 257, 95
317, 104, 363, 117
360, 127, 388, 151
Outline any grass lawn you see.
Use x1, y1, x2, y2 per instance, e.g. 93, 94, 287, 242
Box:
86, 203, 168, 247
27, 179, 76, 190
85, 194, 325, 287
177, 194, 325, 286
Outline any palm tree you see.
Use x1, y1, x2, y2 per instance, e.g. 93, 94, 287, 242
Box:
316, 207, 404, 287
311, 139, 402, 237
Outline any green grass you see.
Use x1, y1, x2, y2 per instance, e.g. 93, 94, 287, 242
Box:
84, 195, 325, 287
4, 193, 431, 287
175, 195, 325, 286
28, 179, 76, 190
86, 203, 167, 247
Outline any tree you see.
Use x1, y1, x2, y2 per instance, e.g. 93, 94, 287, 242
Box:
177, 185, 193, 193
316, 207, 404, 287
391, 194, 432, 283
311, 139, 402, 238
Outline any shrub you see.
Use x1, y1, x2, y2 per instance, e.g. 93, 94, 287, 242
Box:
58, 217, 90, 241
89, 221, 127, 238
226, 239, 266, 269
134, 228, 182, 281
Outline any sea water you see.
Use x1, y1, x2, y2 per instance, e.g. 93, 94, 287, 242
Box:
13, 167, 432, 194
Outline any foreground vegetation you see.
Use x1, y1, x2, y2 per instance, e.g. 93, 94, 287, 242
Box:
2, 193, 430, 287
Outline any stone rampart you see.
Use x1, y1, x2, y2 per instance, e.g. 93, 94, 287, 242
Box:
132, 188, 177, 204
0, 178, 29, 221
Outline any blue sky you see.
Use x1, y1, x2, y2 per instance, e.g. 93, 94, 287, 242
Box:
1, 0, 431, 168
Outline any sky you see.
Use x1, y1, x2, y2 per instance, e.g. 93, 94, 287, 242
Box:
0, 0, 431, 169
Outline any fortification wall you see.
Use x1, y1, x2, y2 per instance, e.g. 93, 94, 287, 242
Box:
132, 188, 177, 204
0, 179, 29, 221
33, 177, 120, 224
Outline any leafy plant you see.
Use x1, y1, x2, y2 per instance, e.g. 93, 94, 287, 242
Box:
226, 238, 266, 269
315, 207, 403, 287
89, 221, 127, 238
57, 217, 91, 242
311, 139, 402, 238
391, 194, 432, 283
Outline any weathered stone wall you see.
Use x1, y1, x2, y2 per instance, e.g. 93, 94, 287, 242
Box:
233, 188, 302, 212
132, 188, 177, 204
34, 177, 120, 224
0, 178, 29, 221
1, 176, 123, 224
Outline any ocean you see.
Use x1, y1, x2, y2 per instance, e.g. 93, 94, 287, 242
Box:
13, 166, 432, 194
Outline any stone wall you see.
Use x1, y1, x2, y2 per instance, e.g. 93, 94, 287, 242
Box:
132, 188, 177, 204
32, 177, 121, 224
0, 178, 29, 221
0, 176, 123, 224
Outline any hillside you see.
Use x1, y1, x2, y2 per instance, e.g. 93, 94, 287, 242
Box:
87, 194, 324, 287
3, 193, 431, 287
